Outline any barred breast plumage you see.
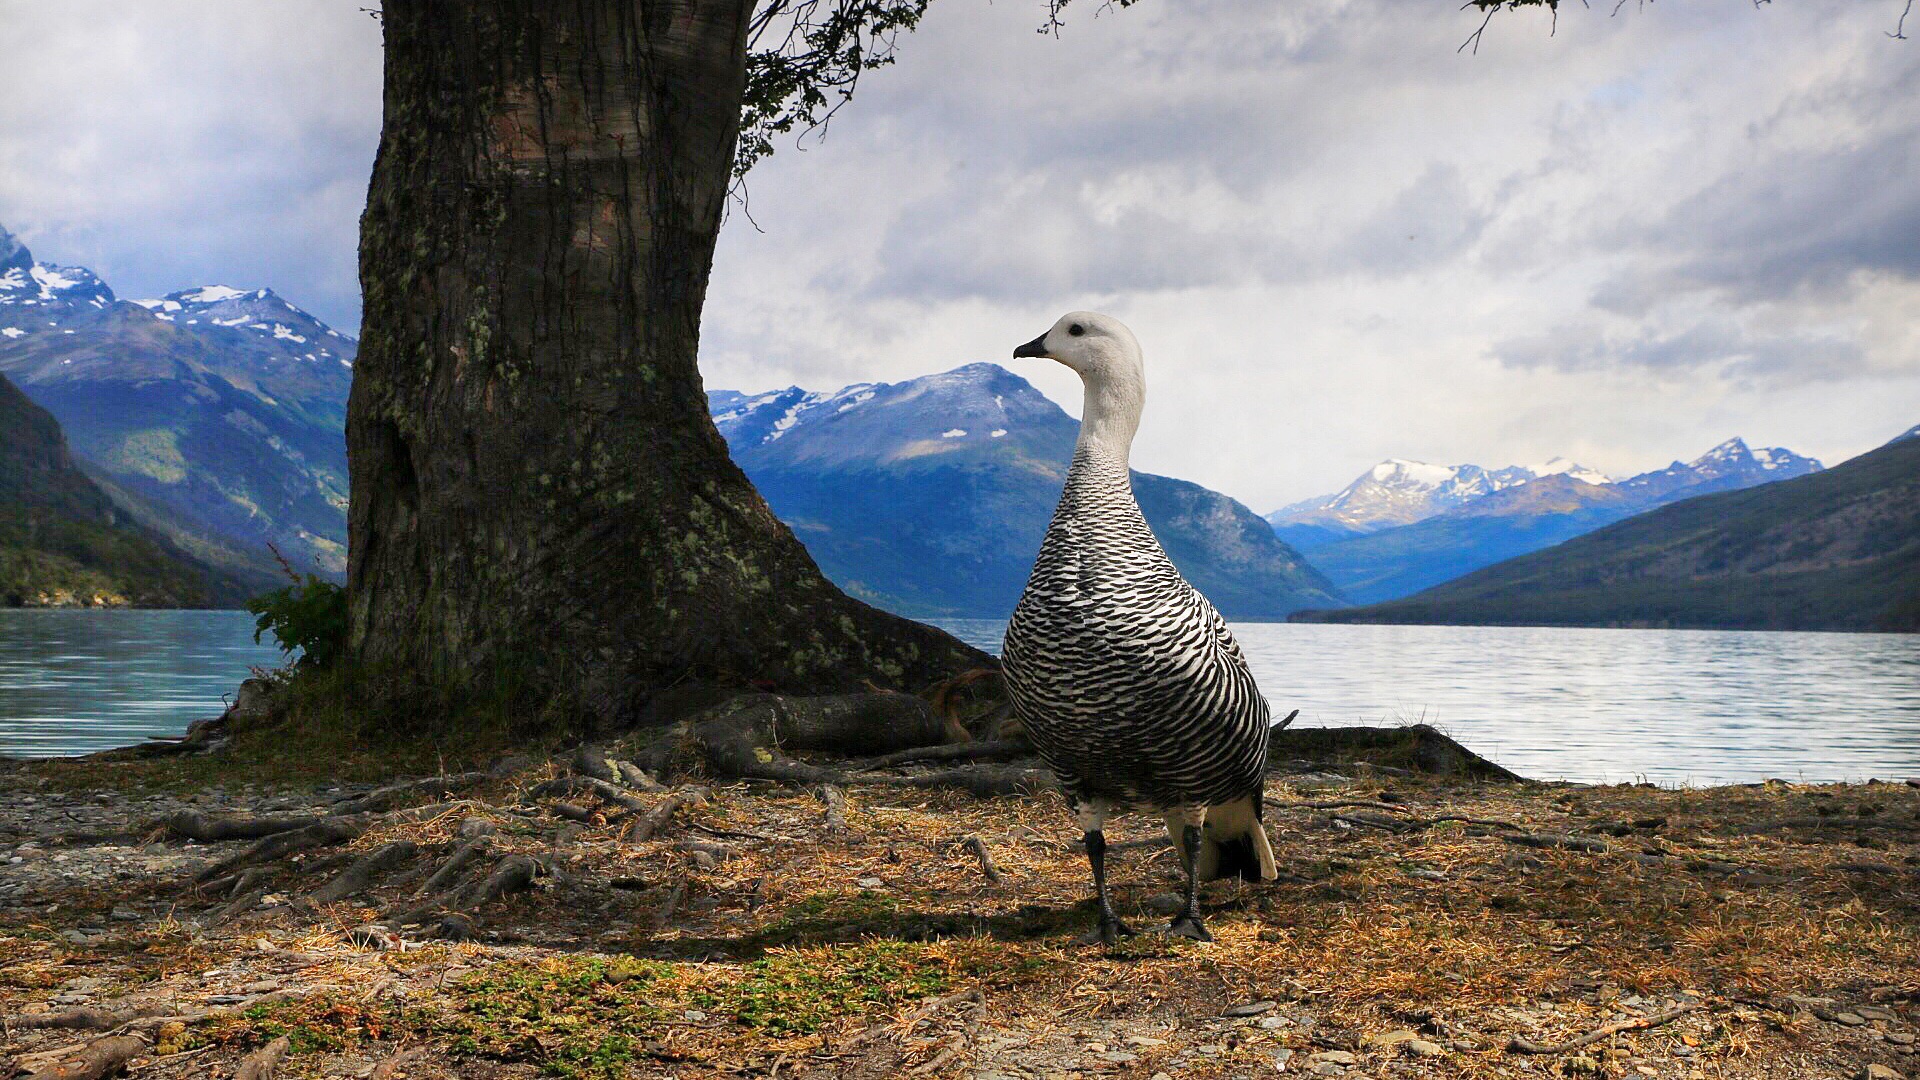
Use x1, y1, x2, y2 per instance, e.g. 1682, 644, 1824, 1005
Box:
1002, 441, 1269, 811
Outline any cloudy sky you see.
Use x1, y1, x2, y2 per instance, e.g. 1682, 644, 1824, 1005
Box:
1, 0, 1914, 510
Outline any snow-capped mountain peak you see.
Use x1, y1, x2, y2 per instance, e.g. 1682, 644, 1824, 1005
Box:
1528, 456, 1613, 486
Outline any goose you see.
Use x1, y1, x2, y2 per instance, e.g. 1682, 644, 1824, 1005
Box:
1002, 311, 1278, 944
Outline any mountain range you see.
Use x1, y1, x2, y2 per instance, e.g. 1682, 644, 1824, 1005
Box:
1272, 438, 1824, 605
710, 363, 1343, 619
0, 224, 352, 589
1298, 424, 1920, 631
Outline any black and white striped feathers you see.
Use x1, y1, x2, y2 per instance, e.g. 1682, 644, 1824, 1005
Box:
1003, 438, 1270, 811
1001, 312, 1277, 897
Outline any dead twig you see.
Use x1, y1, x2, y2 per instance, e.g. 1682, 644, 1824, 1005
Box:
959, 835, 1003, 882
1508, 1002, 1701, 1054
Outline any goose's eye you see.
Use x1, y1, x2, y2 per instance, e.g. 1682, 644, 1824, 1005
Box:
1067, 323, 1086, 337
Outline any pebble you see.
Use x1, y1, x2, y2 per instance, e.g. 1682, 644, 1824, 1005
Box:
1310, 1065, 1344, 1076
1124, 1036, 1166, 1047
1404, 1040, 1444, 1057
1364, 1030, 1417, 1048
856, 876, 886, 889
1225, 1000, 1278, 1017
1273, 1049, 1295, 1071
1825, 1011, 1871, 1027
1309, 1051, 1357, 1066
1258, 1016, 1293, 1030
1858, 1066, 1904, 1080
1096, 1052, 1137, 1064
1859, 1007, 1898, 1022
1889, 1034, 1917, 1047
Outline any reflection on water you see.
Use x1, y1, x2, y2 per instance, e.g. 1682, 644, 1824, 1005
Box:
0, 610, 282, 758
932, 619, 1920, 787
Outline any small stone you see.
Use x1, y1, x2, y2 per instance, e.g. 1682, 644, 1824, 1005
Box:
1309, 1051, 1357, 1066
1859, 1007, 1898, 1022
683, 1009, 708, 1022
1858, 1066, 1904, 1080
1311, 1065, 1344, 1077
1273, 1049, 1295, 1071
1635, 1068, 1658, 1077
1083, 1043, 1107, 1053
1153, 1073, 1174, 1080
1144, 892, 1184, 914
1097, 1052, 1137, 1064
856, 876, 886, 889
1258, 1016, 1294, 1030
1125, 1036, 1166, 1047
1365, 1030, 1418, 1048
1888, 1034, 1916, 1047
1403, 1040, 1444, 1057
1226, 1000, 1278, 1017
1824, 1011, 1871, 1027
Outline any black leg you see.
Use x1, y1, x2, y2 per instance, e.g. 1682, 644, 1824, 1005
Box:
1083, 829, 1134, 946
1168, 823, 1212, 941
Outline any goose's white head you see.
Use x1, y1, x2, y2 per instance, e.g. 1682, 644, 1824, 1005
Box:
1012, 311, 1142, 383
1012, 311, 1146, 453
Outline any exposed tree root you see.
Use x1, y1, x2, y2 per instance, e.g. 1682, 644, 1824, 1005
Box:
627, 789, 708, 843
3, 1008, 129, 1032
857, 765, 1056, 798
851, 739, 1034, 773
331, 773, 489, 815
312, 841, 420, 904
19, 1032, 147, 1080
166, 811, 324, 842
446, 854, 539, 910
418, 840, 489, 897
232, 1034, 290, 1080
195, 815, 372, 884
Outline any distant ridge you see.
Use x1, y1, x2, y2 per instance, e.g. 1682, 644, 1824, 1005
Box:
1295, 425, 1920, 632
1280, 437, 1824, 605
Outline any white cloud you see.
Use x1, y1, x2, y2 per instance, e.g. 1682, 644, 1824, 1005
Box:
1, 0, 1914, 512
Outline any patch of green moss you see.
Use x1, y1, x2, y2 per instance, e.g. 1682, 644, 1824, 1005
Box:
698, 941, 950, 1035
440, 956, 676, 1079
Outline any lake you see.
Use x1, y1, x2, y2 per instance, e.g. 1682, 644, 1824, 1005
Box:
932, 618, 1920, 787
1, 610, 1916, 786
0, 610, 282, 759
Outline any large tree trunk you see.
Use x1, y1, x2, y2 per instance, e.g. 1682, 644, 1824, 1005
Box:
346, 0, 986, 730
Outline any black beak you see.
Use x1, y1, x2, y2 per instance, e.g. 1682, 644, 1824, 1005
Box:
1012, 333, 1050, 359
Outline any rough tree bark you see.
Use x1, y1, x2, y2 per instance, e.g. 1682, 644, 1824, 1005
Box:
347, 1, 986, 729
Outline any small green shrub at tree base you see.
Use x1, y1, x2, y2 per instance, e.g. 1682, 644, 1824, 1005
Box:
246, 576, 347, 668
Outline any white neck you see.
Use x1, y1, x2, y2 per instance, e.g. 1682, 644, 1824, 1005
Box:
1075, 363, 1145, 464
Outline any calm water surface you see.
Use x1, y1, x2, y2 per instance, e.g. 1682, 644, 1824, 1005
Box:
934, 619, 1920, 787
3, 611, 1916, 784
0, 610, 281, 758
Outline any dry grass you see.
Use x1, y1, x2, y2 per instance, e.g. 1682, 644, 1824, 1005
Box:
1, 764, 1916, 1079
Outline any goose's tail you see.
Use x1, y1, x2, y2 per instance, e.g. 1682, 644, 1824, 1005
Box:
1168, 792, 1278, 882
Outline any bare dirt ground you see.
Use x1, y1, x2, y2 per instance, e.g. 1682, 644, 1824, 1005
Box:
2, 752, 1916, 1080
